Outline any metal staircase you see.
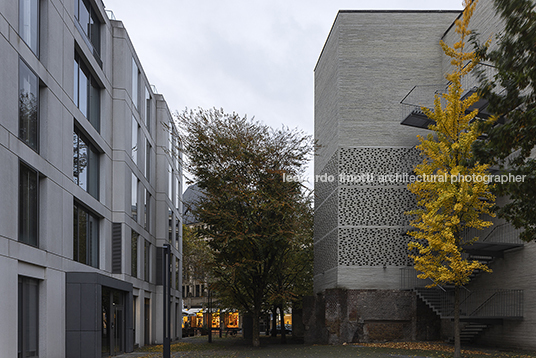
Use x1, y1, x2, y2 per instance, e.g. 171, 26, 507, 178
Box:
401, 222, 525, 344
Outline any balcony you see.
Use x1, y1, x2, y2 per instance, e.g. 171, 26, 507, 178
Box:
400, 63, 498, 129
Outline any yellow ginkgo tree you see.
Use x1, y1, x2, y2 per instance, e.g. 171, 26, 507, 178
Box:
406, 1, 495, 356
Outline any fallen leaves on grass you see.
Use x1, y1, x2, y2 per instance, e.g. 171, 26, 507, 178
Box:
355, 341, 490, 355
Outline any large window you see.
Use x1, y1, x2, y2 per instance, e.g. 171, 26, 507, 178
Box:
131, 230, 138, 278
144, 188, 150, 231
132, 58, 139, 109
145, 140, 151, 180
19, 162, 38, 247
19, 59, 39, 152
144, 240, 150, 282
74, 0, 101, 60
73, 202, 99, 267
19, 0, 39, 56
18, 276, 39, 358
74, 53, 100, 131
145, 87, 151, 132
131, 117, 138, 164
131, 174, 138, 221
73, 128, 99, 199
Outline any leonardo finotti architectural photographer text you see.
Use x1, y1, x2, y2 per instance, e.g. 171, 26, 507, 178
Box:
282, 172, 526, 184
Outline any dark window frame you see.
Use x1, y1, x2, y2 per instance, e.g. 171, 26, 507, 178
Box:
73, 126, 100, 199
19, 58, 40, 152
19, 161, 39, 247
73, 201, 100, 268
73, 0, 101, 64
131, 230, 138, 278
74, 52, 101, 131
144, 240, 150, 282
18, 0, 40, 57
18, 276, 39, 358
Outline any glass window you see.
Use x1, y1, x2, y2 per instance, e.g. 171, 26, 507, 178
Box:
18, 276, 39, 358
145, 140, 151, 181
19, 0, 39, 56
131, 230, 138, 278
74, 0, 100, 56
175, 219, 180, 251
168, 166, 173, 200
175, 257, 179, 290
131, 116, 138, 164
144, 240, 150, 282
19, 59, 39, 152
19, 162, 38, 247
74, 54, 100, 131
168, 208, 173, 243
131, 173, 138, 221
145, 87, 151, 131
73, 202, 99, 267
144, 189, 150, 231
174, 176, 179, 209
73, 128, 99, 199
132, 58, 139, 109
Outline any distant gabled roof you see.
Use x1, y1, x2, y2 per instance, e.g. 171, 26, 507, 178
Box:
182, 184, 204, 225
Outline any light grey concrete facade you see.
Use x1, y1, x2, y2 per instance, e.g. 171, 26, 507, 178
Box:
314, 1, 536, 348
314, 10, 460, 293
0, 0, 182, 356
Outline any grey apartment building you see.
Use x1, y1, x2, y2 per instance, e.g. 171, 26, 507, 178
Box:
311, 0, 535, 349
0, 0, 183, 357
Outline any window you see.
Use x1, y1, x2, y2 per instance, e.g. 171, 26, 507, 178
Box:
131, 230, 138, 278
174, 176, 179, 209
19, 162, 38, 247
73, 128, 99, 199
144, 240, 150, 282
168, 208, 173, 243
73, 202, 99, 267
145, 140, 151, 180
175, 219, 180, 251
168, 166, 173, 200
74, 0, 101, 61
19, 0, 39, 56
175, 258, 180, 290
18, 276, 39, 358
144, 189, 150, 231
145, 87, 151, 131
74, 53, 100, 131
131, 116, 138, 164
19, 59, 39, 152
132, 58, 139, 109
131, 173, 138, 221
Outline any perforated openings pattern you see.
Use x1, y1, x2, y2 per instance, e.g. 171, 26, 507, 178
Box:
339, 228, 412, 266
339, 147, 421, 186
315, 150, 339, 206
314, 191, 338, 242
339, 187, 416, 227
315, 230, 338, 275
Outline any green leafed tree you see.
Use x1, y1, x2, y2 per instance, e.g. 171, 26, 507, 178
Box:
406, 1, 495, 356
178, 108, 313, 347
471, 0, 536, 242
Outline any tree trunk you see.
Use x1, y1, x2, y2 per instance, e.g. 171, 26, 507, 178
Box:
279, 305, 287, 344
271, 306, 277, 337
252, 306, 261, 347
454, 285, 461, 358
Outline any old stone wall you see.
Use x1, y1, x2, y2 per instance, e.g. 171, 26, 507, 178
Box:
304, 289, 440, 344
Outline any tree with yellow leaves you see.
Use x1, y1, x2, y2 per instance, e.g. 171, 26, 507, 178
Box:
406, 1, 495, 356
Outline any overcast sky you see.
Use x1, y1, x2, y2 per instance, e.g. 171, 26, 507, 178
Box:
103, 0, 463, 185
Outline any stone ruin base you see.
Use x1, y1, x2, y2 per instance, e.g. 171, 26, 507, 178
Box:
303, 289, 440, 344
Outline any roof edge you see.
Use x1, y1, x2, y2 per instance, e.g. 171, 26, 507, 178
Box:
314, 9, 463, 72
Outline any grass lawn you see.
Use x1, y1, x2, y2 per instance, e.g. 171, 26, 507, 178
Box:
133, 336, 536, 358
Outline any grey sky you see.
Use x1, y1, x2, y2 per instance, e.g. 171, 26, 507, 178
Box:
103, 0, 463, 184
